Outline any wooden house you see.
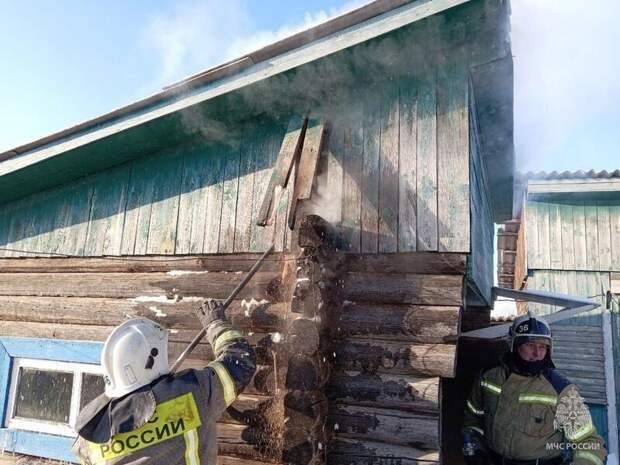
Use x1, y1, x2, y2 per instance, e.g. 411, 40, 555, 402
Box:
498, 170, 620, 458
0, 0, 513, 463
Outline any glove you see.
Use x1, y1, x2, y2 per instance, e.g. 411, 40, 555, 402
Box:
195, 298, 227, 329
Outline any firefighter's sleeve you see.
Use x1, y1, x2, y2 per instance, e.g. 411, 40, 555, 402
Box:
555, 385, 606, 465
203, 318, 257, 414
462, 371, 486, 446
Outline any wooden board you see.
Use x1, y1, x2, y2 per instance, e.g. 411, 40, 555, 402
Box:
233, 138, 257, 252
175, 143, 212, 254
0, 271, 281, 300
333, 337, 456, 377
548, 202, 562, 269
256, 117, 306, 226
328, 371, 439, 414
84, 164, 131, 256
415, 75, 438, 252
360, 86, 381, 253
344, 272, 463, 306
596, 201, 612, 270
0, 295, 287, 332
611, 202, 620, 269
342, 115, 363, 252
572, 201, 587, 270
437, 72, 469, 252
120, 156, 157, 255
204, 149, 225, 253
398, 78, 418, 252
336, 303, 459, 343
250, 129, 280, 252
344, 252, 466, 275
327, 438, 439, 465
584, 202, 600, 270
377, 83, 399, 253
328, 403, 438, 448
219, 147, 241, 253
559, 201, 575, 269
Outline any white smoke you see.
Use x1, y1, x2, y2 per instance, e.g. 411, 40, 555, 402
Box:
512, 0, 620, 172
141, 0, 373, 90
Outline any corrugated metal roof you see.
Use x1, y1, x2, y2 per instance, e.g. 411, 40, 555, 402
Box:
519, 169, 620, 181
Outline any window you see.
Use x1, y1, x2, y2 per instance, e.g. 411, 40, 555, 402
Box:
5, 358, 104, 437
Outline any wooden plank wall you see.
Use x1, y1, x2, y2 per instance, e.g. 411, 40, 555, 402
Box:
0, 254, 290, 465
0, 126, 289, 257
525, 198, 620, 272
0, 69, 471, 259
314, 71, 470, 256
325, 253, 466, 465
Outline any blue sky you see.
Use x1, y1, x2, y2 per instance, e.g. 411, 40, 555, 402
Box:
1, 0, 618, 173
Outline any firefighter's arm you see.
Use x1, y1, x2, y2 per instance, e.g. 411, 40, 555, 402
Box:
556, 385, 606, 465
195, 299, 257, 411
462, 371, 486, 463
463, 371, 486, 440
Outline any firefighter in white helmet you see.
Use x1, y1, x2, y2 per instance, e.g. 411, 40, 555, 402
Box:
463, 312, 606, 465
72, 299, 256, 465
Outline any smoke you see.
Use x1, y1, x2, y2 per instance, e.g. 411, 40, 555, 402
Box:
141, 0, 373, 91
512, 0, 620, 172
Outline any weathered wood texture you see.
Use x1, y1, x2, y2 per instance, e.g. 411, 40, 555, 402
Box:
0, 127, 292, 257
467, 102, 494, 304
525, 199, 620, 272
325, 251, 464, 465
0, 60, 472, 259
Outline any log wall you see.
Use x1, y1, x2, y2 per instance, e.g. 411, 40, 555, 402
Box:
0, 253, 289, 465
324, 251, 466, 465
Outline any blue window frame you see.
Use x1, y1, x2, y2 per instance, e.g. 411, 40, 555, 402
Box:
0, 337, 102, 463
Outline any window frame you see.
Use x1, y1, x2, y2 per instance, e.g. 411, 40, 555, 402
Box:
0, 337, 103, 463
5, 357, 103, 437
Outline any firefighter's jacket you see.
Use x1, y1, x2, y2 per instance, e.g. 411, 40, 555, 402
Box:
72, 319, 256, 465
463, 356, 606, 465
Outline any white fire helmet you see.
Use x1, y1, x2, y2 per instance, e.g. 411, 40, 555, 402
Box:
508, 312, 553, 354
101, 318, 169, 399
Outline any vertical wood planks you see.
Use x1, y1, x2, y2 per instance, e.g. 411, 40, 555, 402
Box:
548, 202, 562, 269
324, 122, 344, 227
597, 201, 611, 271
83, 165, 131, 256
559, 202, 575, 270
218, 146, 241, 253
203, 149, 225, 253
416, 76, 438, 251
361, 88, 381, 254
535, 202, 550, 269
525, 201, 538, 269
437, 71, 469, 253
175, 144, 211, 254
145, 150, 184, 255
234, 137, 257, 253
342, 113, 364, 253
250, 129, 280, 252
398, 79, 417, 252
378, 83, 399, 253
611, 201, 620, 269
573, 201, 587, 270
121, 157, 156, 255
584, 203, 600, 270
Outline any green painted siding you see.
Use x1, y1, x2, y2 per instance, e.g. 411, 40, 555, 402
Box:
525, 199, 620, 272
0, 125, 291, 256
0, 62, 473, 257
